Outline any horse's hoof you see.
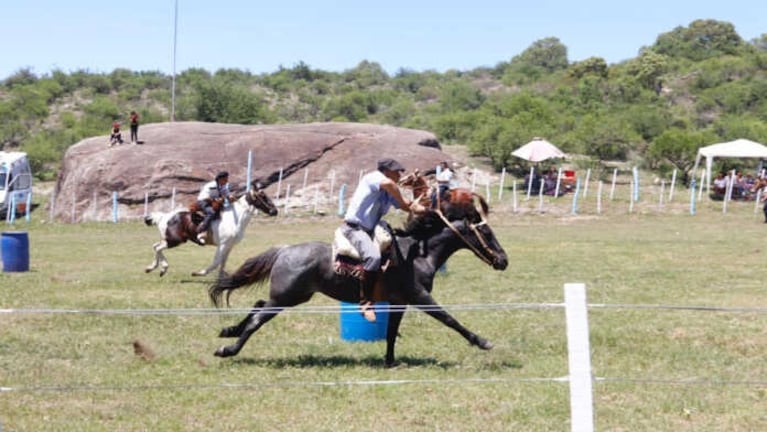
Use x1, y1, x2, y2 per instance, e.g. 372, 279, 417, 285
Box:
144, 268, 152, 273
219, 327, 237, 338
214, 346, 230, 357
471, 336, 493, 350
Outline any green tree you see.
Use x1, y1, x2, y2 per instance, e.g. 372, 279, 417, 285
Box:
627, 50, 669, 90
501, 37, 568, 85
653, 19, 743, 61
437, 80, 484, 113
648, 128, 715, 184
515, 37, 569, 72
568, 57, 608, 80
342, 60, 389, 88
194, 80, 270, 124
566, 114, 637, 163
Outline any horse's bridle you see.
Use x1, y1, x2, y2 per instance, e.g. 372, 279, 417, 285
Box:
433, 206, 497, 266
245, 188, 273, 213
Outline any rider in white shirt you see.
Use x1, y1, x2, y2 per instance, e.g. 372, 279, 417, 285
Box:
196, 171, 234, 243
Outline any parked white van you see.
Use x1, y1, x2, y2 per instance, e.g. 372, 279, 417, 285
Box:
0, 151, 33, 217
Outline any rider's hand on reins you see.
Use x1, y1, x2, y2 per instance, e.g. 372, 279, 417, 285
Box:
409, 201, 428, 215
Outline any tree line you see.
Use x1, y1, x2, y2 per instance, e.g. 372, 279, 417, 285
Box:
1, 19, 766, 184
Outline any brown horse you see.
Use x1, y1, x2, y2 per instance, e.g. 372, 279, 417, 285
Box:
144, 182, 278, 276
398, 169, 434, 208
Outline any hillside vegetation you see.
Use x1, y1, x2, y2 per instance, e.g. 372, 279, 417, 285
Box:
2, 19, 766, 183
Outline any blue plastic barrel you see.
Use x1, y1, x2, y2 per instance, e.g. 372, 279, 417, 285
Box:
339, 301, 390, 342
1, 231, 30, 272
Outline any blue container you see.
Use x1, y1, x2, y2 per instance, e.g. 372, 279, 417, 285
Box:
1, 231, 30, 272
339, 301, 390, 342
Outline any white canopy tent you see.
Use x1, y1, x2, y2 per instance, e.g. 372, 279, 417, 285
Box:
512, 138, 565, 162
693, 138, 767, 193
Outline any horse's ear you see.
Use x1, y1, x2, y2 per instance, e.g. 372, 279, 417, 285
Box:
473, 193, 489, 217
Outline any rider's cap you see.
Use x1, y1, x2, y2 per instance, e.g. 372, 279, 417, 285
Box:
378, 158, 406, 172
215, 171, 229, 180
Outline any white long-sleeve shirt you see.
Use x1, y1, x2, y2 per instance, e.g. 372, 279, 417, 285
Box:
197, 180, 231, 201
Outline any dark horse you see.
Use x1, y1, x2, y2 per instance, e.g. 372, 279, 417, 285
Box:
144, 182, 279, 277
208, 188, 509, 367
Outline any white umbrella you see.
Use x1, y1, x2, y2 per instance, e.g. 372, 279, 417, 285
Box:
512, 138, 565, 162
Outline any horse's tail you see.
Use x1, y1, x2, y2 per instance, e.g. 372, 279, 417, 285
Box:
208, 246, 284, 307
144, 211, 166, 226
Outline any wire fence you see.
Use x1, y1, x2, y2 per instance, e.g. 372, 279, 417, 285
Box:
2, 297, 765, 394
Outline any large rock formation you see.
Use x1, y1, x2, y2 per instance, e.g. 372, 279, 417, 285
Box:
52, 122, 452, 222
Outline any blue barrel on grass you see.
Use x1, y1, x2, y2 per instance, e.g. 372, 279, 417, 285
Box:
1, 231, 30, 272
339, 301, 390, 341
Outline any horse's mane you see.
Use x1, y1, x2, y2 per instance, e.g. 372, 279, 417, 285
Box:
395, 188, 488, 239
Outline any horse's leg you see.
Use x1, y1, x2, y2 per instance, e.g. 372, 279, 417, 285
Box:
219, 300, 266, 337
411, 293, 493, 350
157, 248, 169, 277
192, 243, 225, 277
214, 299, 282, 357
216, 243, 234, 277
384, 309, 406, 368
145, 240, 166, 274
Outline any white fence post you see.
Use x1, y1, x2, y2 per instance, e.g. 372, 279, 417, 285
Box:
564, 283, 595, 432
498, 167, 506, 201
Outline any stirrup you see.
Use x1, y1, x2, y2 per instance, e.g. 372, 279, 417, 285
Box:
360, 301, 376, 322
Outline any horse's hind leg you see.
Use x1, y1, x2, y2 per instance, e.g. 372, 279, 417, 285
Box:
193, 244, 226, 277
145, 241, 168, 274
158, 249, 169, 277
215, 300, 281, 357
219, 300, 266, 337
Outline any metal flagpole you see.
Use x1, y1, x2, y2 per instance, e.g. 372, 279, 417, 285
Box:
171, 0, 178, 122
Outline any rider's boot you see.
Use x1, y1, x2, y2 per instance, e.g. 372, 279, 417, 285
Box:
359, 270, 378, 322
196, 216, 212, 244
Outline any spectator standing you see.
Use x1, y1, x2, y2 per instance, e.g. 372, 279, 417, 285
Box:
129, 111, 140, 144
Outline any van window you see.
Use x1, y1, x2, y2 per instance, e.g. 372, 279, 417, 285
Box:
15, 172, 31, 189
0, 172, 7, 191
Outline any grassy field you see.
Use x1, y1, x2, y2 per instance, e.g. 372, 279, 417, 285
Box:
1, 194, 766, 431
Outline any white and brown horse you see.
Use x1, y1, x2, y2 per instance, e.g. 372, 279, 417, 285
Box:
144, 182, 278, 277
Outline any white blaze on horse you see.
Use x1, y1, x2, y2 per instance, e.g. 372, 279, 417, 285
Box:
144, 182, 278, 277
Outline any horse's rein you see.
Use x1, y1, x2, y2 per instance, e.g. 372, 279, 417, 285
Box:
246, 189, 270, 211
400, 172, 496, 264
432, 201, 496, 266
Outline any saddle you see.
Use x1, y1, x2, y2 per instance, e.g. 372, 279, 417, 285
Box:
332, 223, 393, 280
188, 199, 225, 223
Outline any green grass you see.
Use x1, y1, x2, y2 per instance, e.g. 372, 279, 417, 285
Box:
1, 198, 766, 431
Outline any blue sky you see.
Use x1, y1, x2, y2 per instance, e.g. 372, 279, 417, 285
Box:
0, 0, 763, 80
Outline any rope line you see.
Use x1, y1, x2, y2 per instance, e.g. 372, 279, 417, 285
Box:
2, 302, 766, 316
3, 376, 765, 394
0, 303, 564, 316
596, 377, 767, 387
589, 304, 767, 313
0, 377, 567, 393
